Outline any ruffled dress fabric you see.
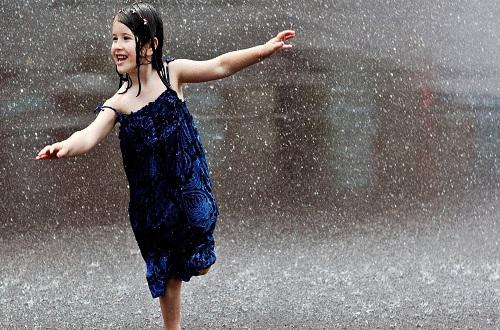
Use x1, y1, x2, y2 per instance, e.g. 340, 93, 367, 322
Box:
94, 60, 218, 298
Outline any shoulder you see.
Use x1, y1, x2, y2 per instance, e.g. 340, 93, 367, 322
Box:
163, 56, 223, 84
163, 56, 186, 96
107, 84, 130, 108
164, 56, 179, 76
96, 90, 124, 116
165, 58, 195, 88
166, 58, 190, 71
165, 54, 196, 72
103, 92, 122, 109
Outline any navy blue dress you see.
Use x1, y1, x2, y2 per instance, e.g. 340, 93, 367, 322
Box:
94, 58, 218, 298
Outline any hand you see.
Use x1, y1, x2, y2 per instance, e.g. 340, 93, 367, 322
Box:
35, 141, 68, 160
266, 30, 296, 54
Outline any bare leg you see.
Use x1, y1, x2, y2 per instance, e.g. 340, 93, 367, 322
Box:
197, 267, 210, 276
159, 279, 182, 330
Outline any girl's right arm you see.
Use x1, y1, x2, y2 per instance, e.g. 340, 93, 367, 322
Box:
35, 102, 117, 160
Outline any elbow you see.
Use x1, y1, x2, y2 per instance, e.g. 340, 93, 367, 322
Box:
217, 57, 235, 79
217, 63, 231, 80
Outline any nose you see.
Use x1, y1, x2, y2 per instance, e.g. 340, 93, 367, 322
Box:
111, 40, 123, 54
112, 43, 120, 52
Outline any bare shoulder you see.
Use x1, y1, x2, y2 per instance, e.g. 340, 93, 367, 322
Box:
165, 56, 223, 84
166, 59, 182, 81
104, 91, 122, 107
165, 59, 185, 99
103, 86, 128, 111
167, 58, 193, 77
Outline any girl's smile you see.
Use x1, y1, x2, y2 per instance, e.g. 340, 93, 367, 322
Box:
111, 21, 137, 73
116, 54, 128, 64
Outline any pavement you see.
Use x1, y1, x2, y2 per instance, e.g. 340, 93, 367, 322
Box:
1, 189, 500, 329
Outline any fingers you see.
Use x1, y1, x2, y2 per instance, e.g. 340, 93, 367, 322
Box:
277, 30, 296, 41
36, 146, 48, 157
50, 143, 60, 155
36, 145, 51, 160
268, 30, 295, 43
271, 30, 295, 52
35, 142, 65, 160
56, 147, 67, 158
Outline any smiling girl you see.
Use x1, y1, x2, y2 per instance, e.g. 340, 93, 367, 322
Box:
36, 2, 295, 329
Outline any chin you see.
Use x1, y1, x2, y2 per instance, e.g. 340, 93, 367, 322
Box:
116, 66, 131, 75
117, 64, 138, 76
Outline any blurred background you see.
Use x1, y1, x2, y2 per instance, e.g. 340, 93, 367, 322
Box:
1, 0, 500, 328
1, 0, 499, 232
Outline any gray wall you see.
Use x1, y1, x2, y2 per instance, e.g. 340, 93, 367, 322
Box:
1, 0, 500, 234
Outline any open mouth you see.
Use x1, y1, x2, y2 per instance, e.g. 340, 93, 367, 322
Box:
116, 54, 128, 64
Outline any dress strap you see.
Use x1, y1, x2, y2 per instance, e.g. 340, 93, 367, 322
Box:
94, 104, 120, 125
163, 55, 176, 85
94, 104, 119, 114
163, 55, 176, 64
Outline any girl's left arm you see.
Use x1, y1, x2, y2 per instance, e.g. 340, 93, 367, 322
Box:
170, 30, 295, 84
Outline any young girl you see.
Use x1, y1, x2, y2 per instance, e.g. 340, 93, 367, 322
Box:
35, 2, 294, 329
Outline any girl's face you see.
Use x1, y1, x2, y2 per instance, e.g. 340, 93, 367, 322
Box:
111, 20, 138, 75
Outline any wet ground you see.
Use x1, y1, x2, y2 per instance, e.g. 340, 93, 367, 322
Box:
1, 188, 499, 329
2, 1, 500, 328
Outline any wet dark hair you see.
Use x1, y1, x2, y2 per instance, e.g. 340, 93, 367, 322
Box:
113, 1, 170, 96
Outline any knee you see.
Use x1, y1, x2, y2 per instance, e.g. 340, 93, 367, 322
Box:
165, 278, 182, 291
196, 267, 210, 276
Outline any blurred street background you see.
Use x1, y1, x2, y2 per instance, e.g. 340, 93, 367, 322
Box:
1, 0, 500, 328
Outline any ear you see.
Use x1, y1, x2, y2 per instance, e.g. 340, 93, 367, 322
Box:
153, 37, 158, 50
144, 37, 159, 56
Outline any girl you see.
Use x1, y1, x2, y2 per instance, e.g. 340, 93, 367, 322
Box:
35, 2, 295, 329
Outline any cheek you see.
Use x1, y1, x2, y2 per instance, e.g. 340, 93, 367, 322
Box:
126, 45, 137, 57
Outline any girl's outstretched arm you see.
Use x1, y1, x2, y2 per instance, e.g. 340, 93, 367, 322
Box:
170, 30, 295, 85
35, 102, 117, 160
